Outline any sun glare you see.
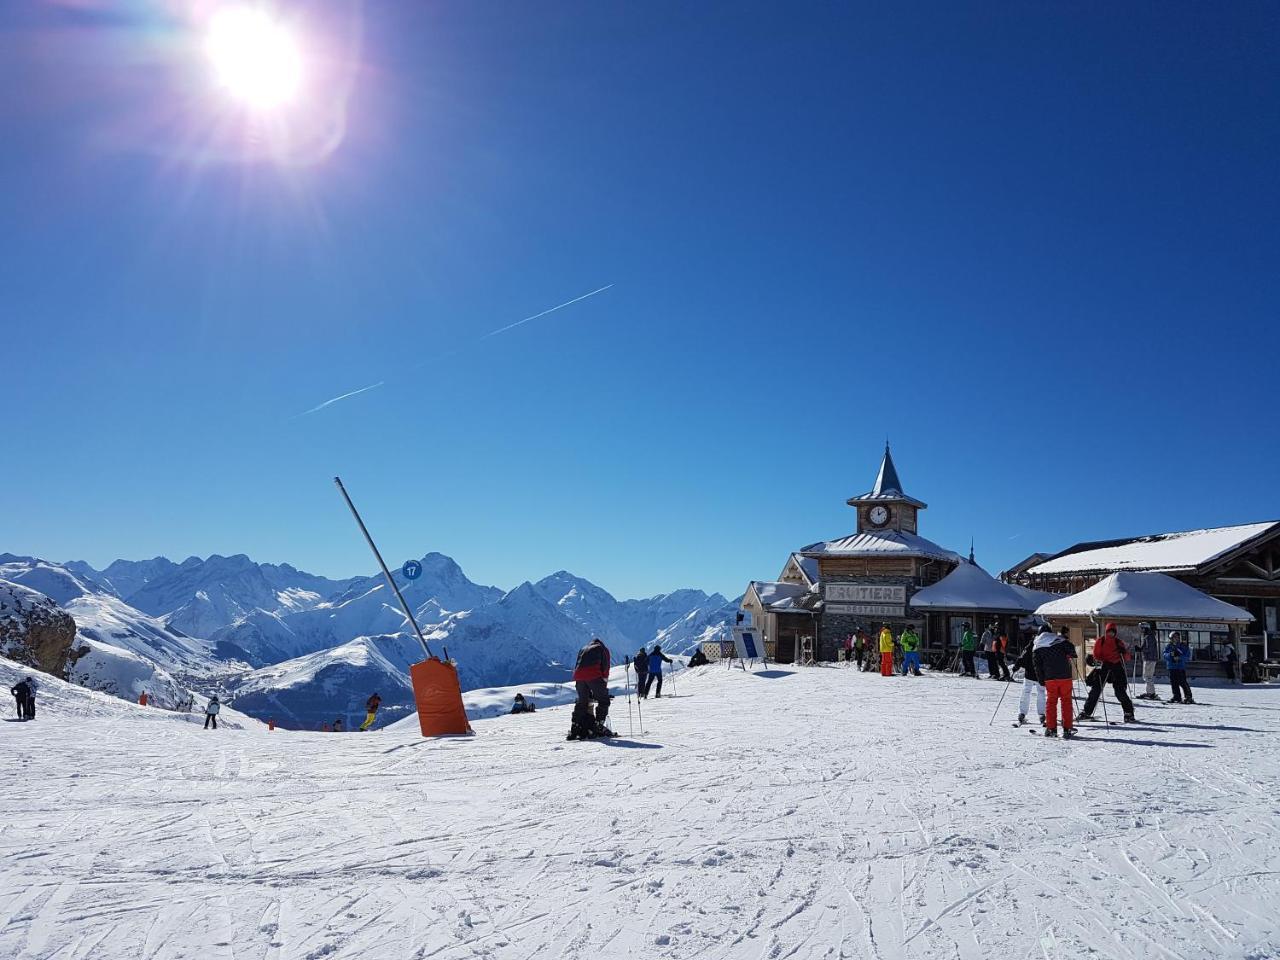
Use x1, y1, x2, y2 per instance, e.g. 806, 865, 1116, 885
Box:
206, 6, 303, 111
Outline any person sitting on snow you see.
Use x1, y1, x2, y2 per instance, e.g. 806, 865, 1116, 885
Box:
687, 647, 709, 668
510, 693, 536, 714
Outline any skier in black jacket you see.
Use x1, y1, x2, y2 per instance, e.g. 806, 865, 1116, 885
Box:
1032, 627, 1078, 738
11, 678, 31, 721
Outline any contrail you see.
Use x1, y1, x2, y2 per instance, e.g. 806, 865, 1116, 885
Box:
476, 284, 613, 341
292, 284, 613, 419
296, 381, 385, 418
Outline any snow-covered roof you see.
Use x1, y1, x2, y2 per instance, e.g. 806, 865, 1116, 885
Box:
1034, 572, 1254, 624
909, 562, 1038, 613
801, 530, 962, 564
1028, 522, 1280, 576
749, 581, 810, 609
792, 554, 819, 586
1005, 582, 1064, 609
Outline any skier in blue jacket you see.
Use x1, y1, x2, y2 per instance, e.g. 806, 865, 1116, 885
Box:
1163, 632, 1195, 704
646, 645, 673, 697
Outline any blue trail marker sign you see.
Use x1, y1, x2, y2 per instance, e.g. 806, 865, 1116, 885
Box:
402, 559, 423, 581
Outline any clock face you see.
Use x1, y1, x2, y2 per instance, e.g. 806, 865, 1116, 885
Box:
868, 505, 890, 527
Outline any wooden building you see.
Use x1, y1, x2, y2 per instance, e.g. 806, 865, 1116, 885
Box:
740, 446, 977, 662
1006, 521, 1280, 662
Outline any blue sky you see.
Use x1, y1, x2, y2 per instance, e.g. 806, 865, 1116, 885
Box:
3, 2, 1277, 599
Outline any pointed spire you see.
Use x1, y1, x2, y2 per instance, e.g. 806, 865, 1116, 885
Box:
871, 443, 904, 497
969, 538, 976, 565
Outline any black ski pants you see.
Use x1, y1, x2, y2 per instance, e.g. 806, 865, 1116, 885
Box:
635, 671, 649, 698
572, 678, 609, 731
961, 651, 976, 676
204, 713, 218, 729
12, 695, 23, 719
649, 673, 663, 697
22, 697, 34, 720
1168, 669, 1193, 702
1082, 663, 1134, 716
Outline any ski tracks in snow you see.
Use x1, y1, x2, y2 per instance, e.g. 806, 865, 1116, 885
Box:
1, 661, 1279, 959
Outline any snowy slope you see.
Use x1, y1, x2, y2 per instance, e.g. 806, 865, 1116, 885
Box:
2, 662, 1276, 960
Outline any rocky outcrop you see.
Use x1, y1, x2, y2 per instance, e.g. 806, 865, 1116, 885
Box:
0, 579, 84, 678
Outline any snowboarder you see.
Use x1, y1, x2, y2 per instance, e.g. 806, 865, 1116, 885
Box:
360, 693, 381, 731
1032, 625, 1078, 738
878, 625, 894, 677
510, 693, 536, 714
1078, 623, 1136, 722
10, 678, 31, 721
568, 638, 614, 740
1137, 623, 1160, 700
899, 625, 923, 676
980, 624, 998, 678
1010, 639, 1046, 725
634, 646, 650, 698
647, 644, 673, 697
204, 695, 220, 730
959, 623, 977, 677
1164, 631, 1194, 703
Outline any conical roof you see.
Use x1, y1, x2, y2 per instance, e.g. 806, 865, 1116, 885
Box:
909, 561, 1036, 614
847, 445, 926, 507
1034, 572, 1254, 623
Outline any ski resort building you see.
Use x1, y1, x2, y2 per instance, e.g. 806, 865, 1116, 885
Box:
1006, 521, 1280, 664
739, 447, 1041, 663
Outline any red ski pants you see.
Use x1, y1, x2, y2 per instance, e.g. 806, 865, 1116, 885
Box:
1044, 678, 1073, 730
880, 652, 894, 676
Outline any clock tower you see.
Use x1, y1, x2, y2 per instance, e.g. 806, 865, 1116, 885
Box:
847, 444, 927, 535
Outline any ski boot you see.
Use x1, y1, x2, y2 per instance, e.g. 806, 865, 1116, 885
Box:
1123, 714, 1138, 723
1076, 712, 1097, 722
1062, 728, 1078, 740
1017, 713, 1026, 725
1043, 728, 1059, 738
1039, 714, 1046, 726
1166, 698, 1183, 704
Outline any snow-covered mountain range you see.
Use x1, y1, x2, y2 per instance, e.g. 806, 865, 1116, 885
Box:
0, 550, 736, 728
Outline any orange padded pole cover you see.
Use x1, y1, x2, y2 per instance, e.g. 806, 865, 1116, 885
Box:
409, 658, 473, 737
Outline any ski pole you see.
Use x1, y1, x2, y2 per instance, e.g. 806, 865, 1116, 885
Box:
634, 669, 645, 734
988, 674, 1013, 726
624, 658, 635, 738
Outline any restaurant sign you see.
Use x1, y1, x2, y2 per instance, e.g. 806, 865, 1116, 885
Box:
824, 583, 907, 604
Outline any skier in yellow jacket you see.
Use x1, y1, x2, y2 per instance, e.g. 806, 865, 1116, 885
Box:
878, 626, 895, 677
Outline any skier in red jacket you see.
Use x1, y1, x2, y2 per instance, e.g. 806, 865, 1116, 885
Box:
568, 638, 614, 740
1078, 622, 1136, 723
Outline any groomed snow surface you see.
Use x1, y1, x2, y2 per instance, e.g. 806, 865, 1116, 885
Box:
3, 661, 1279, 960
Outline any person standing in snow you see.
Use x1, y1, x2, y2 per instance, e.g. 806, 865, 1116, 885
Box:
647, 644, 673, 697
22, 677, 38, 720
1032, 625, 1078, 738
959, 623, 977, 677
979, 624, 998, 678
633, 646, 650, 699
360, 693, 381, 731
1164, 632, 1195, 704
877, 625, 894, 677
1219, 643, 1238, 683
11, 678, 31, 721
333, 717, 344, 732
1137, 623, 1161, 700
843, 634, 855, 663
138, 691, 148, 707
899, 625, 923, 676
568, 638, 613, 740
993, 629, 1012, 681
1078, 623, 1136, 722
853, 631, 868, 671
204, 696, 220, 730
1010, 638, 1046, 725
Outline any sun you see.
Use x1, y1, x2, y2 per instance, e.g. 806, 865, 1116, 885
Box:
206, 6, 303, 111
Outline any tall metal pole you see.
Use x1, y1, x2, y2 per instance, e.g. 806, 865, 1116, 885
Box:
333, 476, 433, 659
